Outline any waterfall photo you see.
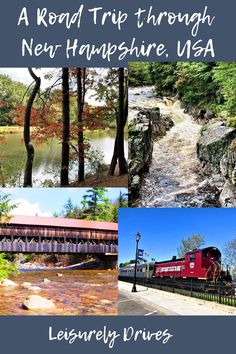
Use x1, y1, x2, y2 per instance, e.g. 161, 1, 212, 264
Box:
128, 62, 236, 208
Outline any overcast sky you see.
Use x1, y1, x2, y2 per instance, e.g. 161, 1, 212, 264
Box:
0, 68, 107, 105
0, 68, 56, 90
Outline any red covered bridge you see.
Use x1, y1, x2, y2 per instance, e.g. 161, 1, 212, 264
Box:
0, 215, 118, 255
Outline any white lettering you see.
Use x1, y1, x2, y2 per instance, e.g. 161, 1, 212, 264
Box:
18, 7, 29, 26
177, 39, 215, 58
21, 38, 62, 58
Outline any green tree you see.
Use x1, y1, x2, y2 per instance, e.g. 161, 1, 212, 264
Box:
149, 62, 178, 96
0, 194, 16, 224
213, 62, 236, 121
119, 259, 136, 268
0, 194, 18, 280
177, 233, 205, 258
223, 238, 236, 274
112, 191, 128, 222
0, 254, 18, 281
81, 188, 110, 220
63, 198, 75, 216
61, 198, 81, 219
128, 63, 152, 87
55, 189, 122, 222
175, 62, 219, 109
0, 74, 28, 126
94, 68, 119, 125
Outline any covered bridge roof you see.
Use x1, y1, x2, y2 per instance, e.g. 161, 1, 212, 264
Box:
6, 215, 118, 232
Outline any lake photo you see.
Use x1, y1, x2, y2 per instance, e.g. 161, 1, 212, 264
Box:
0, 68, 128, 187
0, 128, 127, 187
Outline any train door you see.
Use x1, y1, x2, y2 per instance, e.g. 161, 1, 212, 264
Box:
184, 252, 198, 278
189, 253, 196, 276
147, 263, 155, 278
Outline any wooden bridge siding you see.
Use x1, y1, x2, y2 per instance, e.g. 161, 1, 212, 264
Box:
0, 241, 118, 254
0, 226, 117, 241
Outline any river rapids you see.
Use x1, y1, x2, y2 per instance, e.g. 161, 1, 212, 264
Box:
129, 86, 219, 208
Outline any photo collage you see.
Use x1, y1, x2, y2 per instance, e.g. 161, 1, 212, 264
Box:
0, 63, 236, 316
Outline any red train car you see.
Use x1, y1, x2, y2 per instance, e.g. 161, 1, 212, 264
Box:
155, 246, 229, 282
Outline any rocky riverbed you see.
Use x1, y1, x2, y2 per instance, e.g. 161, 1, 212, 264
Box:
0, 270, 118, 315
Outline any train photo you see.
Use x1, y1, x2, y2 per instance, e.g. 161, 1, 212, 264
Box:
119, 246, 232, 284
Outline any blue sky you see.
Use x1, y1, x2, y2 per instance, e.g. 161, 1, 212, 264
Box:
118, 208, 236, 264
0, 188, 127, 216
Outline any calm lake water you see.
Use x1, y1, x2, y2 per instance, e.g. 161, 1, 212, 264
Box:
0, 270, 118, 316
0, 129, 128, 186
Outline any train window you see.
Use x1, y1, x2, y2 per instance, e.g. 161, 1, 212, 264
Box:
189, 254, 196, 262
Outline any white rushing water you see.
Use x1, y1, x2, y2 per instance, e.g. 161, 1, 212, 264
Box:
129, 86, 208, 207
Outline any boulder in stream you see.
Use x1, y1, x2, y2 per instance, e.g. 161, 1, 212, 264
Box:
204, 111, 216, 120
100, 299, 112, 305
22, 282, 32, 289
22, 295, 55, 310
219, 181, 236, 207
29, 286, 41, 292
42, 278, 51, 284
152, 112, 174, 137
0, 279, 18, 287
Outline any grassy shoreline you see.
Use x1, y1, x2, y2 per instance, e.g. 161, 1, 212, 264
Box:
0, 126, 23, 135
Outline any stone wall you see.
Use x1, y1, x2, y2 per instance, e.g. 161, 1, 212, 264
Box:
129, 107, 174, 202
197, 120, 236, 206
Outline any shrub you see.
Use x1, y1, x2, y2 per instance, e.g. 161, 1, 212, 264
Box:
0, 254, 18, 281
226, 117, 236, 128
